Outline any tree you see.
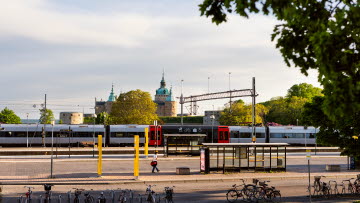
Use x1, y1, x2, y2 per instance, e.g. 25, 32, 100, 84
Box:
286, 83, 323, 100
219, 101, 268, 125
39, 109, 55, 124
0, 107, 21, 124
96, 112, 110, 124
302, 96, 360, 166
265, 96, 308, 125
110, 89, 159, 124
199, 0, 360, 119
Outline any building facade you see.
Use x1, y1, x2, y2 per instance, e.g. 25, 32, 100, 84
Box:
60, 112, 84, 124
154, 73, 177, 117
95, 85, 116, 115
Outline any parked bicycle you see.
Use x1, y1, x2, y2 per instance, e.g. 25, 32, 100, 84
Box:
98, 191, 106, 203
226, 179, 257, 202
163, 186, 175, 203
117, 189, 131, 203
342, 178, 355, 194
43, 184, 54, 203
23, 186, 34, 203
312, 176, 330, 197
84, 189, 95, 203
145, 185, 157, 203
73, 188, 85, 203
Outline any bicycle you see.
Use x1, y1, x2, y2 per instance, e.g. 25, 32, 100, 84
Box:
43, 184, 54, 203
342, 178, 355, 194
117, 189, 128, 203
226, 179, 256, 202
23, 186, 34, 203
84, 189, 95, 203
328, 180, 339, 196
98, 191, 107, 203
163, 186, 175, 203
73, 188, 85, 203
312, 176, 330, 197
145, 185, 157, 203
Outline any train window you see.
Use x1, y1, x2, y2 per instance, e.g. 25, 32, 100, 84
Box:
294, 133, 305, 138
240, 133, 251, 138
283, 133, 292, 138
256, 133, 265, 138
231, 131, 240, 138
270, 133, 282, 138
113, 132, 124, 137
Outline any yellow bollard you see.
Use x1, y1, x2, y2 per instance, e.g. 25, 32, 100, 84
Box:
144, 128, 149, 158
97, 135, 102, 176
134, 135, 140, 179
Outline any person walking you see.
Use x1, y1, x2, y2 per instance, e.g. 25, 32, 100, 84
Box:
151, 151, 160, 173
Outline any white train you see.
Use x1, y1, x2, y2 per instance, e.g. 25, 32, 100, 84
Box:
0, 124, 318, 146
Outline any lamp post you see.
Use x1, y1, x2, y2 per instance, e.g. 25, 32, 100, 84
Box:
103, 114, 106, 148
210, 114, 215, 143
180, 79, 184, 126
93, 114, 96, 158
50, 119, 55, 178
26, 113, 29, 148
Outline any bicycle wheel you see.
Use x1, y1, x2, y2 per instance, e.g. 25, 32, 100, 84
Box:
226, 190, 238, 203
74, 197, 80, 203
243, 185, 256, 199
271, 191, 281, 203
85, 196, 95, 203
313, 184, 320, 196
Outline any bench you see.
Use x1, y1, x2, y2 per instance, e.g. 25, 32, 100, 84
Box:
176, 167, 190, 175
326, 164, 341, 171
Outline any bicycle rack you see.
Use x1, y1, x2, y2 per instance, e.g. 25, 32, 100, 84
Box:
39, 195, 42, 203
59, 194, 62, 203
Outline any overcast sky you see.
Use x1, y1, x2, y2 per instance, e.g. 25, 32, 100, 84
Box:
0, 0, 320, 119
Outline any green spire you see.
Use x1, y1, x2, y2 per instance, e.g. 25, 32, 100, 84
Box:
107, 83, 116, 102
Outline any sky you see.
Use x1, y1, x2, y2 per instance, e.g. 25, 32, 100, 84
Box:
0, 0, 321, 119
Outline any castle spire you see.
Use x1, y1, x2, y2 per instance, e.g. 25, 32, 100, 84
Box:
107, 83, 116, 102
160, 69, 166, 88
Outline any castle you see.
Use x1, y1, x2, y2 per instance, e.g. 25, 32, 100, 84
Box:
95, 73, 177, 117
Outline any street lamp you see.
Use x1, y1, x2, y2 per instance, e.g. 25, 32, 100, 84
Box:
181, 79, 184, 126
26, 113, 29, 148
210, 114, 215, 143
50, 119, 55, 178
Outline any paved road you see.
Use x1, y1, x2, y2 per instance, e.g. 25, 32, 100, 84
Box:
0, 154, 349, 178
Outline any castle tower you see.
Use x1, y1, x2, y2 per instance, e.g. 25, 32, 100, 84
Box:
154, 71, 177, 117
95, 84, 117, 115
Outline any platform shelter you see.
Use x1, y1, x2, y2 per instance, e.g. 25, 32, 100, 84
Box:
200, 143, 289, 174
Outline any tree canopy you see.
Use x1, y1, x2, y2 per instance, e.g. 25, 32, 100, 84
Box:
286, 83, 323, 100
199, 0, 360, 119
264, 96, 309, 125
0, 107, 21, 124
110, 89, 159, 124
39, 109, 55, 124
302, 96, 360, 159
96, 112, 110, 124
219, 101, 268, 125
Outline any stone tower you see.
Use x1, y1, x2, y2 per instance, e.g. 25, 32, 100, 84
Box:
95, 84, 117, 115
154, 72, 177, 117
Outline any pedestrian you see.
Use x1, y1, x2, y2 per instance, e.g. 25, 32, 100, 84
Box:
151, 151, 160, 173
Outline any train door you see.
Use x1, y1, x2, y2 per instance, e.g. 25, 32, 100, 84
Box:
218, 126, 230, 143
149, 125, 162, 146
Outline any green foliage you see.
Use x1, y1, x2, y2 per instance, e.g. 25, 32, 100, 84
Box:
266, 96, 308, 125
160, 116, 203, 124
39, 109, 55, 124
110, 89, 159, 124
219, 102, 268, 125
302, 96, 360, 159
0, 107, 21, 124
83, 117, 96, 124
286, 83, 323, 100
199, 0, 360, 120
96, 112, 110, 124
58, 119, 63, 124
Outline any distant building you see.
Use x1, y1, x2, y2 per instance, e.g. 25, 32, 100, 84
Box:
154, 72, 177, 117
203, 110, 221, 125
95, 85, 117, 115
60, 112, 84, 124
